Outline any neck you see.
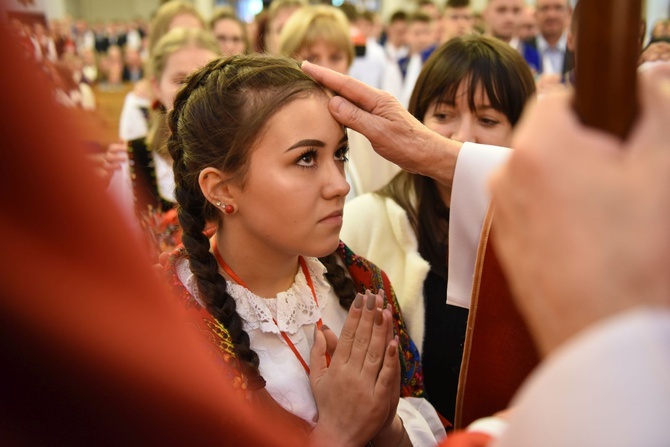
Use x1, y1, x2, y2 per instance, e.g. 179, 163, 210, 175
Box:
213, 227, 300, 298
543, 31, 562, 47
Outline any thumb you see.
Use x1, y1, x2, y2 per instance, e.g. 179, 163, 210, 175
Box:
329, 96, 379, 138
309, 326, 329, 386
321, 325, 338, 358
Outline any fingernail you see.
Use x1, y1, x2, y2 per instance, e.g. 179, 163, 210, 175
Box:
353, 293, 363, 309
321, 324, 330, 332
331, 96, 344, 114
375, 309, 383, 326
366, 293, 376, 310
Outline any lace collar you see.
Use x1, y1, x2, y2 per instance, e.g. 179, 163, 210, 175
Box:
228, 257, 331, 334
177, 256, 332, 335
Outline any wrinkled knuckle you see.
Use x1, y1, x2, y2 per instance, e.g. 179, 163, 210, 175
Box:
365, 350, 381, 365
353, 334, 369, 351
339, 328, 355, 343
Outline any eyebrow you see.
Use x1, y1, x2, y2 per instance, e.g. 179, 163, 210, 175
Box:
285, 134, 348, 152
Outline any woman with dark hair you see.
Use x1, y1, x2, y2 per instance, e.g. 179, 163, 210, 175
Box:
163, 54, 446, 446
341, 34, 536, 425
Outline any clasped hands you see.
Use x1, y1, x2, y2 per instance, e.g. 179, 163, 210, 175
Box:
309, 290, 405, 447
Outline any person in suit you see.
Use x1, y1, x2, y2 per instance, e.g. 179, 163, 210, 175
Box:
526, 0, 574, 76
483, 0, 542, 74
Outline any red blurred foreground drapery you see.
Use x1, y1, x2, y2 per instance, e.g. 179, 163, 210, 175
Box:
0, 21, 304, 446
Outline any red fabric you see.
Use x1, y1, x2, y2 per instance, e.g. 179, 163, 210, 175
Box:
440, 431, 493, 447
0, 23, 303, 446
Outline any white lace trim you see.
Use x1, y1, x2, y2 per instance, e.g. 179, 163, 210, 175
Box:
176, 256, 332, 335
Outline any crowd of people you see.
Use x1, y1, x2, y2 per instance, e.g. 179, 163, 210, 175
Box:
3, 0, 670, 445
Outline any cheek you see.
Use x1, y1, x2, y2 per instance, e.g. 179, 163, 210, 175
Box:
425, 120, 454, 138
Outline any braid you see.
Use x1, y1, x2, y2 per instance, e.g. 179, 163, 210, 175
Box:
318, 253, 356, 310
166, 54, 328, 390
168, 59, 265, 389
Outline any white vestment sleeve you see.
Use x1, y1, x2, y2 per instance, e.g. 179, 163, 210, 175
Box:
397, 396, 447, 446
447, 143, 511, 309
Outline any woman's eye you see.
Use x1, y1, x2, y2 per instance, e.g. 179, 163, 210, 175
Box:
335, 145, 349, 162
479, 117, 500, 126
297, 150, 317, 167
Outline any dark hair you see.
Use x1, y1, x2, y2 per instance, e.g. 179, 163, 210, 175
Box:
168, 54, 356, 389
378, 35, 535, 277
446, 0, 471, 8
389, 10, 409, 23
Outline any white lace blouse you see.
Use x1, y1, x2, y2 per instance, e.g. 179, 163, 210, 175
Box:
176, 256, 445, 445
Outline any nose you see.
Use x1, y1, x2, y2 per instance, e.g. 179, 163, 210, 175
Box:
451, 118, 476, 143
323, 159, 351, 200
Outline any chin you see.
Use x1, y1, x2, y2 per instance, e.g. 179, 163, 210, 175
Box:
305, 237, 341, 259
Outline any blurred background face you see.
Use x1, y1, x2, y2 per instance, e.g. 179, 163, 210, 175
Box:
266, 6, 301, 54
213, 18, 246, 56
535, 0, 570, 40
407, 20, 434, 54
516, 6, 538, 41
422, 80, 513, 146
297, 39, 349, 74
155, 46, 218, 110
485, 0, 523, 42
386, 19, 408, 48
441, 6, 474, 42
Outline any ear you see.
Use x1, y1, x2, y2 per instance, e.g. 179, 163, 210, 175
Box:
198, 167, 237, 210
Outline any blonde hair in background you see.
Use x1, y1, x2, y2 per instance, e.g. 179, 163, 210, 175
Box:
147, 27, 221, 157
147, 1, 205, 57
278, 5, 355, 68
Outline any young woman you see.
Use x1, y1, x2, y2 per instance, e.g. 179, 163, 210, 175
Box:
163, 54, 445, 446
109, 27, 220, 256
340, 35, 536, 424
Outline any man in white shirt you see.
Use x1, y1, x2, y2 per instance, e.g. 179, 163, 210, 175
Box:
527, 0, 574, 75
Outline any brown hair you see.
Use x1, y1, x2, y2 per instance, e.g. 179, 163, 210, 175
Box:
168, 54, 356, 392
378, 35, 536, 276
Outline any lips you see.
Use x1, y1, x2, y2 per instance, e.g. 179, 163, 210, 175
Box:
320, 209, 343, 222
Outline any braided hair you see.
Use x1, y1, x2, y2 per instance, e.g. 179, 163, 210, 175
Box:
167, 54, 356, 388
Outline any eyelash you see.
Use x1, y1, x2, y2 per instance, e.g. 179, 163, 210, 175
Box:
296, 146, 349, 169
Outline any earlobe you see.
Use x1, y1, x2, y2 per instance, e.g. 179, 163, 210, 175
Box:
199, 167, 236, 209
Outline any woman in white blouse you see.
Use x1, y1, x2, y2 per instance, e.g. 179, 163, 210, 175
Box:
162, 54, 445, 446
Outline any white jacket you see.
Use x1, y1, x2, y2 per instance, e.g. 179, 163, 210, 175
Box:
341, 193, 430, 353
